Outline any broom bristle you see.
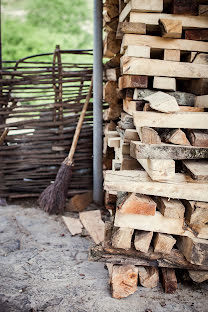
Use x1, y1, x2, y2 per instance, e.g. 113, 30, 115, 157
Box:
38, 163, 72, 214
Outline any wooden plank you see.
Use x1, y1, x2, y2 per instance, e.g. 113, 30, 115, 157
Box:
133, 111, 208, 129
108, 137, 121, 148
110, 265, 139, 299
138, 159, 175, 181
124, 45, 150, 58
134, 231, 153, 253
195, 95, 208, 108
172, 0, 198, 15
164, 49, 180, 62
121, 34, 208, 54
177, 236, 208, 265
79, 210, 105, 244
112, 227, 134, 249
185, 29, 208, 41
121, 56, 208, 79
187, 129, 208, 147
117, 193, 156, 216
138, 267, 159, 288
129, 12, 208, 29
104, 170, 208, 202
119, 75, 148, 89
62, 216, 83, 236
156, 197, 185, 219
161, 268, 177, 294
159, 19, 182, 39
130, 141, 208, 160
119, 0, 163, 22
117, 22, 146, 39
153, 233, 176, 254
153, 77, 176, 91
144, 91, 179, 113
160, 129, 191, 146
114, 210, 186, 235
182, 160, 208, 182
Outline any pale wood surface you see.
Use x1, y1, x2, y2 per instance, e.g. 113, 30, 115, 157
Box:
153, 233, 176, 254
138, 267, 159, 288
134, 231, 153, 253
138, 158, 175, 181
79, 210, 105, 244
153, 77, 176, 91
62, 216, 83, 236
112, 227, 134, 249
156, 197, 185, 219
144, 91, 179, 113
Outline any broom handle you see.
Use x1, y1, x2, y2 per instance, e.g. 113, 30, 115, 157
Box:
65, 79, 93, 165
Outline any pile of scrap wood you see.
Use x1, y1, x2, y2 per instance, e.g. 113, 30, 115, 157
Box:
91, 0, 208, 299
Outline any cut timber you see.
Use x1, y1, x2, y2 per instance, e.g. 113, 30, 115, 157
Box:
129, 12, 208, 29
156, 197, 185, 219
62, 216, 83, 236
112, 227, 134, 249
114, 210, 186, 236
119, 0, 163, 22
193, 54, 208, 65
104, 32, 122, 58
130, 141, 208, 160
159, 19, 182, 39
110, 265, 139, 299
134, 231, 153, 253
79, 210, 105, 244
182, 160, 208, 182
138, 267, 159, 288
124, 45, 150, 58
195, 95, 208, 108
133, 111, 208, 129
121, 56, 208, 79
172, 0, 197, 15
160, 129, 191, 146
153, 77, 176, 92
177, 236, 208, 265
119, 112, 134, 129
121, 34, 208, 54
65, 191, 93, 212
189, 270, 208, 283
121, 157, 142, 170
104, 170, 208, 202
119, 75, 148, 90
183, 200, 208, 225
108, 137, 121, 148
117, 193, 156, 216
185, 29, 208, 41
138, 127, 161, 144
187, 130, 208, 147
118, 22, 146, 38
161, 268, 177, 294
104, 81, 118, 106
164, 49, 180, 62
123, 129, 139, 142
123, 99, 144, 115
138, 159, 175, 181
199, 5, 208, 16
153, 233, 176, 254
144, 91, 179, 113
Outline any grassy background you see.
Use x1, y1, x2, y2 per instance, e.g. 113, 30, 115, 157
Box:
2, 0, 93, 62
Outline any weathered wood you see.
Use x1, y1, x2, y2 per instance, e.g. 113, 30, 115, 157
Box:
187, 129, 208, 147
133, 111, 208, 129
110, 265, 139, 299
138, 159, 175, 181
137, 127, 161, 144
153, 77, 176, 92
124, 45, 150, 58
62, 216, 83, 236
79, 210, 105, 244
130, 141, 208, 160
117, 193, 156, 216
199, 5, 208, 16
161, 268, 177, 294
104, 170, 208, 202
172, 0, 198, 15
183, 200, 208, 225
160, 129, 191, 146
121, 56, 208, 79
138, 267, 159, 288
159, 19, 182, 39
177, 236, 208, 266
118, 75, 148, 90
164, 49, 180, 62
185, 29, 208, 41
112, 227, 134, 249
134, 231, 153, 253
182, 160, 208, 182
156, 197, 185, 219
121, 34, 208, 54
104, 81, 119, 106
153, 233, 176, 254
144, 91, 179, 113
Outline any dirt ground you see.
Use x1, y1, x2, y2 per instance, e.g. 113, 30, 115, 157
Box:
0, 203, 208, 312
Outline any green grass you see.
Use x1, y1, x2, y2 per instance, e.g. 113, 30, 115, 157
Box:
2, 0, 93, 63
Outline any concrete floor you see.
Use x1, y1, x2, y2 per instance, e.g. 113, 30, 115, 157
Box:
0, 204, 207, 312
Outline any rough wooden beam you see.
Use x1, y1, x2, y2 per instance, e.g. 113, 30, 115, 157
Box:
156, 197, 185, 219
153, 233, 176, 254
183, 200, 208, 225
187, 129, 208, 147
124, 45, 150, 58
159, 19, 182, 38
195, 95, 208, 108
134, 231, 153, 253
144, 91, 179, 113
138, 158, 175, 181
79, 210, 105, 244
118, 75, 148, 90
112, 227, 134, 249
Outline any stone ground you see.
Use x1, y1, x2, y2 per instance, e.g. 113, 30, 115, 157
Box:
0, 203, 207, 312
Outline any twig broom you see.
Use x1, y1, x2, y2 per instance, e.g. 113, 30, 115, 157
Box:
38, 79, 93, 214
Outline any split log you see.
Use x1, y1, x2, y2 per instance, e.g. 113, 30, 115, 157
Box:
188, 270, 208, 283
138, 267, 159, 288
134, 231, 153, 253
159, 19, 182, 38
161, 268, 177, 294
160, 129, 190, 146
112, 227, 134, 249
79, 210, 105, 244
62, 216, 83, 236
153, 233, 176, 254
138, 159, 175, 181
144, 91, 179, 113
156, 197, 185, 219
119, 75, 148, 90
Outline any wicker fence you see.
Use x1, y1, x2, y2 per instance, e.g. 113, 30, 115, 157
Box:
0, 48, 93, 199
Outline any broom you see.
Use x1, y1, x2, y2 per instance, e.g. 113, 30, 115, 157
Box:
38, 79, 93, 214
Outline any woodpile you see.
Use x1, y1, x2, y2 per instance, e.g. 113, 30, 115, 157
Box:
91, 0, 208, 298
0, 49, 93, 199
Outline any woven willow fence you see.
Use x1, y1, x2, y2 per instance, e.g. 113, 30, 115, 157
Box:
0, 48, 93, 199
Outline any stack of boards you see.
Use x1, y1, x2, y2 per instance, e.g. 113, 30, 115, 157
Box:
91, 0, 208, 299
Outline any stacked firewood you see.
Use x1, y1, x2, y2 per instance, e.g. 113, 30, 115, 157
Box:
92, 0, 208, 299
